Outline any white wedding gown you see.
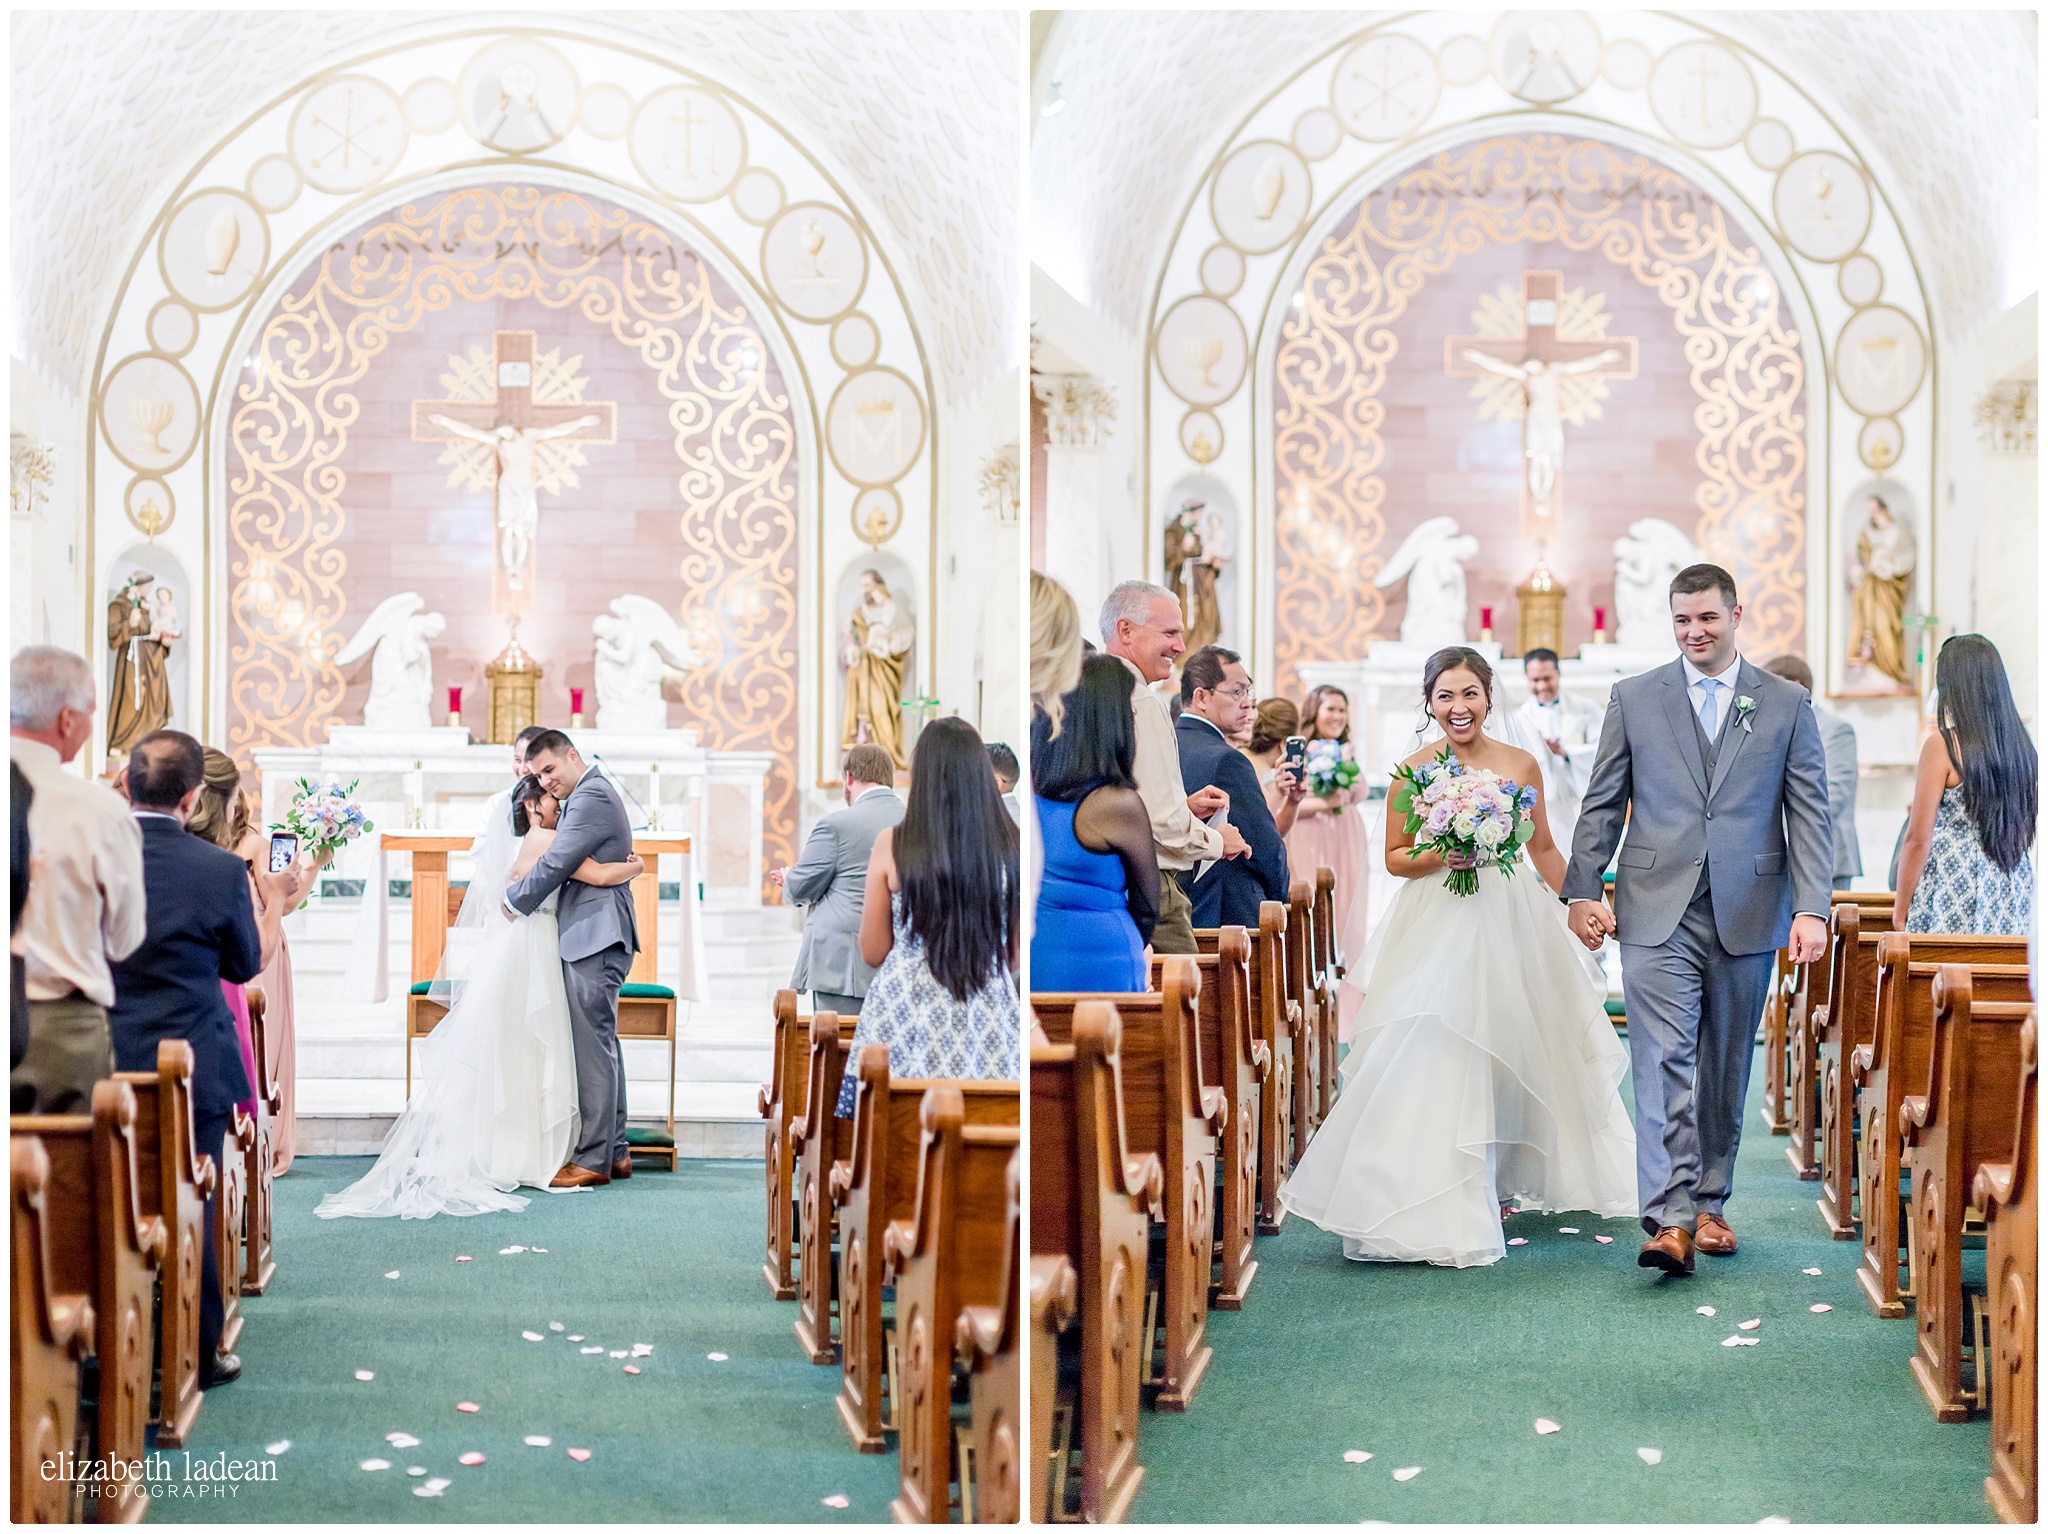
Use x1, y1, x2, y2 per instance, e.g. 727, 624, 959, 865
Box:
1279, 857, 1637, 1267
318, 804, 579, 1220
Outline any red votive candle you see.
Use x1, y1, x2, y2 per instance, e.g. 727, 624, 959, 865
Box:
570, 687, 584, 715
1480, 606, 1493, 630
448, 685, 461, 715
1594, 606, 1607, 635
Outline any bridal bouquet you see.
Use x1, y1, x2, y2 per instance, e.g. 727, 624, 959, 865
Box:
1303, 737, 1361, 809
1389, 748, 1537, 896
277, 777, 373, 864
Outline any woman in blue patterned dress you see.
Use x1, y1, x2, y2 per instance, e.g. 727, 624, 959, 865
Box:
836, 716, 1020, 1115
1895, 634, 2036, 934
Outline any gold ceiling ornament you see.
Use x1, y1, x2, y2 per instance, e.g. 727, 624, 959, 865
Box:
10, 436, 55, 522
1972, 382, 2035, 456
976, 445, 1020, 526
432, 341, 598, 496
1462, 280, 1619, 427
225, 183, 802, 874
1272, 133, 1807, 699
1032, 372, 1117, 449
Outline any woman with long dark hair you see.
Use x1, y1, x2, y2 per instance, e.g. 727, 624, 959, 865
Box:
1896, 634, 2036, 933
835, 716, 1020, 1115
1030, 654, 1160, 991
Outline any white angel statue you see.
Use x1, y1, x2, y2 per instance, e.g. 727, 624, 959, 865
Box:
334, 592, 446, 731
1611, 518, 1702, 653
592, 595, 699, 733
1374, 516, 1479, 649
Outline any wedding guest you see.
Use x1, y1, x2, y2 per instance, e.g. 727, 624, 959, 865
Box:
110, 729, 284, 1388
835, 717, 1018, 1116
1100, 580, 1248, 954
987, 741, 1021, 823
1245, 698, 1305, 838
1289, 684, 1372, 1039
1032, 655, 1159, 992
1029, 571, 1086, 919
1895, 634, 2035, 934
770, 744, 903, 1019
1506, 649, 1603, 857
1762, 655, 1862, 890
9, 646, 147, 1114
1177, 646, 1296, 929
12, 763, 32, 1072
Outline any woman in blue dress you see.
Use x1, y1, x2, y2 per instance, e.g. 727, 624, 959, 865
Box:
1030, 654, 1160, 992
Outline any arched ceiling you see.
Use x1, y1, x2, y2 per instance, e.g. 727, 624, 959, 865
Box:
10, 9, 1018, 406
1031, 10, 2037, 348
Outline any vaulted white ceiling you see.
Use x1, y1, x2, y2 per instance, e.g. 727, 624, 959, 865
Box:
10, 10, 1019, 405
1032, 10, 2037, 348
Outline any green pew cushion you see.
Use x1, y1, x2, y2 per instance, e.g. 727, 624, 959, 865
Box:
624, 1125, 676, 1148
621, 983, 676, 1000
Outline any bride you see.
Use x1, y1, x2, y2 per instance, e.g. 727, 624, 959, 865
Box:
1279, 645, 1636, 1267
318, 776, 642, 1219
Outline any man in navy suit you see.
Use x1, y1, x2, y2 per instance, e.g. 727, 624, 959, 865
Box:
1176, 646, 1300, 929
108, 730, 269, 1388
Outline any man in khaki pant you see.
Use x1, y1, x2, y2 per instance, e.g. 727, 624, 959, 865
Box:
1101, 581, 1250, 954
10, 648, 147, 1112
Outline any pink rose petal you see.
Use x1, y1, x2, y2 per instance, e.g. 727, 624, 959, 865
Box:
567, 1448, 592, 1462
822, 1494, 851, 1509
1737, 1318, 1761, 1331
458, 1452, 485, 1466
1594, 1235, 1614, 1244
1810, 1303, 1832, 1313
624, 1365, 641, 1375
1534, 1418, 1561, 1435
1803, 1267, 1823, 1276
1507, 1237, 1528, 1246
456, 1255, 472, 1263
457, 1401, 480, 1413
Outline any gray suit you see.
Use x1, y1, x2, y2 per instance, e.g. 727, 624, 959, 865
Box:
1564, 658, 1831, 1234
1815, 705, 1862, 883
505, 765, 641, 1172
784, 787, 904, 1013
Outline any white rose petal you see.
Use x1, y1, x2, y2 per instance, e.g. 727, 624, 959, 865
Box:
1803, 1267, 1822, 1276
1696, 1306, 1716, 1317
822, 1494, 851, 1509
360, 1458, 392, 1472
384, 1271, 400, 1280
524, 1436, 552, 1447
1637, 1447, 1663, 1466
707, 1351, 729, 1362
265, 1440, 291, 1455
1737, 1319, 1761, 1331
1534, 1419, 1561, 1435
522, 1331, 545, 1342
1343, 1450, 1373, 1463
1393, 1467, 1423, 1483
354, 1370, 375, 1381
549, 1322, 565, 1332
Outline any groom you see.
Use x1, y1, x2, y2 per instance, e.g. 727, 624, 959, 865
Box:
504, 730, 640, 1189
1563, 564, 1831, 1275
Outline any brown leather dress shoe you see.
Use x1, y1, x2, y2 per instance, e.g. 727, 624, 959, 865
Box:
1695, 1212, 1738, 1255
550, 1165, 610, 1189
1638, 1225, 1695, 1275
610, 1157, 634, 1180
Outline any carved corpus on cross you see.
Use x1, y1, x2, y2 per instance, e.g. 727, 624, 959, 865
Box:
1444, 271, 1637, 545
411, 330, 617, 618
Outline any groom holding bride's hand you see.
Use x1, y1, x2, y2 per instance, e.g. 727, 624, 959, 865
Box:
1562, 564, 1830, 1276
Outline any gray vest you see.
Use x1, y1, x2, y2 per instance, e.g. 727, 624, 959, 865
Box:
1687, 687, 1731, 893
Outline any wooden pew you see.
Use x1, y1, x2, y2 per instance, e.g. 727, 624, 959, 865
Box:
112, 1040, 215, 1449
11, 1134, 94, 1525
880, 1088, 1020, 1523
1761, 945, 1795, 1133
789, 1009, 862, 1364
1312, 868, 1342, 1123
760, 990, 809, 1300
831, 1045, 1019, 1452
958, 1148, 1025, 1525
1200, 901, 1296, 1232
1976, 1012, 2037, 1523
1286, 881, 1322, 1154
240, 984, 279, 1294
1034, 960, 1226, 1411
1850, 936, 2029, 1315
13, 1079, 165, 1522
1901, 970, 2033, 1420
1810, 902, 1900, 1228
216, 1107, 252, 1357
1777, 894, 1892, 1154
1151, 926, 1266, 1310
1028, 1256, 1077, 1524
1031, 1004, 1160, 1524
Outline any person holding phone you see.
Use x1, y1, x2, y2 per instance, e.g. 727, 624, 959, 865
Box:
1244, 698, 1308, 840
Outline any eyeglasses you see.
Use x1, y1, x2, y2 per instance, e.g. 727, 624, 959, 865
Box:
1213, 684, 1257, 703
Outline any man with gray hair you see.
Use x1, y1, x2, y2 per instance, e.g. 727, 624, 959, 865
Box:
1100, 579, 1249, 953
9, 645, 147, 1112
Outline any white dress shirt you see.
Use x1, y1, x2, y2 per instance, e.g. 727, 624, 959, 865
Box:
10, 737, 148, 1006
1113, 653, 1223, 872
1679, 652, 1743, 738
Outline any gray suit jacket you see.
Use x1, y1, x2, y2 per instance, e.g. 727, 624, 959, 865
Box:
504, 766, 640, 965
784, 787, 904, 997
1815, 705, 1862, 880
1563, 658, 1832, 955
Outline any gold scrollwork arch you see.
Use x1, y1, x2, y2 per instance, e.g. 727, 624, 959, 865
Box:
226, 183, 800, 869
1273, 133, 1807, 695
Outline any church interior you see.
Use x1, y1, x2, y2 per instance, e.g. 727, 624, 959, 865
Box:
11, 10, 1021, 1523
1029, 8, 2038, 1525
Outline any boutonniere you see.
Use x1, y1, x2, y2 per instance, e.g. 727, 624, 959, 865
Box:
1734, 695, 1758, 733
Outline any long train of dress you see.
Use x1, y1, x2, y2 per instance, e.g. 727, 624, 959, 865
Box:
1279, 859, 1636, 1267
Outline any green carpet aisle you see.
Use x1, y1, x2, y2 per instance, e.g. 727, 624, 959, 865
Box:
1130, 1046, 1994, 1523
145, 1159, 897, 1522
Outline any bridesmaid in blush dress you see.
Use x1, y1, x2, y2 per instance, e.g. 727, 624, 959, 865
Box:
1286, 685, 1371, 1041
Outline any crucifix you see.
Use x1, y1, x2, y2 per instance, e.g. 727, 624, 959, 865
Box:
1444, 270, 1637, 544
411, 330, 617, 617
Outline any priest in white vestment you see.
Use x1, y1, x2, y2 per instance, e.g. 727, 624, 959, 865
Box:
1501, 648, 1603, 862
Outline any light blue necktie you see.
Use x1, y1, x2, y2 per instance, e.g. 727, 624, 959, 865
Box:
1697, 676, 1722, 738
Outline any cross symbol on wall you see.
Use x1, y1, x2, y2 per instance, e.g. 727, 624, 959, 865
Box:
311, 87, 387, 174
1350, 47, 1424, 126
1690, 53, 1722, 125
665, 95, 709, 177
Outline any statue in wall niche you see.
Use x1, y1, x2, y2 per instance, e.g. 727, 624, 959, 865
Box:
1612, 518, 1702, 653
106, 570, 175, 756
1163, 498, 1228, 653
1373, 516, 1478, 650
592, 595, 699, 733
333, 592, 446, 732
1847, 494, 1916, 686
840, 570, 915, 770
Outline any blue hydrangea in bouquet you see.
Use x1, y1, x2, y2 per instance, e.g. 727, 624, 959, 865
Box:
1303, 737, 1361, 810
1388, 747, 1538, 896
276, 777, 373, 865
